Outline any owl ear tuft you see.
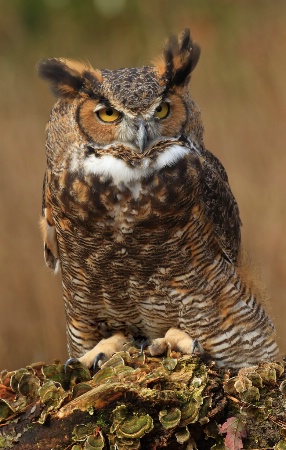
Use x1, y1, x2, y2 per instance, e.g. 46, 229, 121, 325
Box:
38, 58, 102, 99
158, 29, 201, 88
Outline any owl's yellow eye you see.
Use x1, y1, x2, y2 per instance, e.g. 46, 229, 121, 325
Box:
154, 102, 170, 119
97, 107, 121, 123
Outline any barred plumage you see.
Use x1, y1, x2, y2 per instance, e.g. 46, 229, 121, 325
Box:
39, 29, 279, 369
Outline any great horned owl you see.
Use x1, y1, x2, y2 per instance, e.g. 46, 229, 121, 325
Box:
38, 29, 278, 369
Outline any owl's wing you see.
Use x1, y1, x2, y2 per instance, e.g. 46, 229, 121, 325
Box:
197, 147, 242, 264
40, 170, 60, 272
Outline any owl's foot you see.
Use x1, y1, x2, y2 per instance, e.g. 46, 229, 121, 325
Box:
78, 332, 130, 369
148, 328, 203, 356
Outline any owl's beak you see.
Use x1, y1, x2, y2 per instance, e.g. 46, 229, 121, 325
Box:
135, 119, 148, 153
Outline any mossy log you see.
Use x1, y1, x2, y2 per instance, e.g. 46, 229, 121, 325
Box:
0, 349, 285, 449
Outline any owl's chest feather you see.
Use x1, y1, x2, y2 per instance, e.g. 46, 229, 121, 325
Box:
52, 152, 197, 232
49, 154, 204, 281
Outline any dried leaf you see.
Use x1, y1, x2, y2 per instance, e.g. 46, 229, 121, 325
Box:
0, 384, 16, 402
220, 417, 246, 450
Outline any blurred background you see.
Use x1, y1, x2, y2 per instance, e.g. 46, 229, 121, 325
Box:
0, 0, 285, 370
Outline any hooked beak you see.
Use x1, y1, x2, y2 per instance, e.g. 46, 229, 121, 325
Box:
135, 119, 148, 152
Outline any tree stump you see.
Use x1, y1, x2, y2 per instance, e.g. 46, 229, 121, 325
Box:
0, 349, 285, 449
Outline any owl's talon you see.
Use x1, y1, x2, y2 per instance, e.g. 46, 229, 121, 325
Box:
166, 341, 172, 358
132, 335, 149, 353
64, 357, 79, 373
139, 339, 149, 355
192, 339, 204, 354
92, 352, 106, 373
192, 339, 199, 353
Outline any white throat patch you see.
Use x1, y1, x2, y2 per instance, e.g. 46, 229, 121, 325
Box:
82, 144, 190, 185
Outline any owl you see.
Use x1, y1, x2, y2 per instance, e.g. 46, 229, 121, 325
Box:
38, 29, 278, 369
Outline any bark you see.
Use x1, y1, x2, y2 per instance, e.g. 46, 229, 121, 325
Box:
0, 352, 285, 449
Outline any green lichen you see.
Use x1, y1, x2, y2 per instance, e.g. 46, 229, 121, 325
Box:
0, 352, 285, 448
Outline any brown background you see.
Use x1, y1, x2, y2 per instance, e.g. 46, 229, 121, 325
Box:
0, 0, 285, 370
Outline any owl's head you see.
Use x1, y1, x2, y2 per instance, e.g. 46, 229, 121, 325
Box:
39, 29, 203, 159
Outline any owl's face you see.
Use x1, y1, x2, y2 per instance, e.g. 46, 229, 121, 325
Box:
77, 65, 196, 153
39, 30, 203, 184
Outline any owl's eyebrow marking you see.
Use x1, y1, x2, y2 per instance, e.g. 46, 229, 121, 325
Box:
80, 71, 103, 99
93, 99, 113, 111
80, 84, 101, 99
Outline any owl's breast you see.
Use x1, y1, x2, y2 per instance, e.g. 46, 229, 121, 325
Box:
51, 148, 199, 237
48, 147, 205, 285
